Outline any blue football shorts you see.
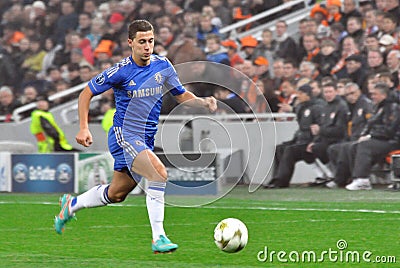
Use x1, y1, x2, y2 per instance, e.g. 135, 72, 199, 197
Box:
108, 126, 155, 181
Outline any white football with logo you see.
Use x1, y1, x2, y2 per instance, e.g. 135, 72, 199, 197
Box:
214, 218, 248, 253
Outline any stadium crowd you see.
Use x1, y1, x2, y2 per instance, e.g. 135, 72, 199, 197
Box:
1, 0, 400, 189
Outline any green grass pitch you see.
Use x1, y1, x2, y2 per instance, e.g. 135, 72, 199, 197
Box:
0, 186, 399, 267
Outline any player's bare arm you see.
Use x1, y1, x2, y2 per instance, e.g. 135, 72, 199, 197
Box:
75, 86, 94, 147
174, 91, 217, 112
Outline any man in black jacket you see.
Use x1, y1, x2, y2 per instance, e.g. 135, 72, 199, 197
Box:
326, 82, 373, 188
346, 82, 400, 190
265, 84, 323, 188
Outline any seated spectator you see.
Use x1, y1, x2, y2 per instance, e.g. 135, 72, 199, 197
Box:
197, 13, 220, 50
157, 26, 176, 51
386, 49, 400, 87
253, 56, 269, 80
0, 86, 21, 122
322, 0, 342, 26
274, 20, 298, 63
253, 29, 276, 75
277, 79, 297, 113
265, 84, 324, 188
205, 33, 230, 65
326, 82, 373, 188
345, 83, 400, 190
344, 54, 368, 93
313, 39, 340, 77
221, 39, 244, 67
214, 87, 247, 114
167, 28, 206, 65
239, 35, 258, 60
331, 36, 360, 78
367, 48, 389, 76
21, 37, 46, 78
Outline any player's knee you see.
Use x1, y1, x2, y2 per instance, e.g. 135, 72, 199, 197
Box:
108, 192, 128, 203
148, 164, 167, 182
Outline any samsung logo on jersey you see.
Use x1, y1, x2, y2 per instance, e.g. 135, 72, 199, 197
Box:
127, 86, 163, 98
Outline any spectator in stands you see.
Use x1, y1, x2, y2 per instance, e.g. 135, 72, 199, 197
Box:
39, 37, 62, 79
331, 36, 360, 78
106, 12, 127, 47
69, 32, 94, 66
301, 33, 320, 63
157, 26, 176, 51
364, 10, 379, 37
314, 39, 340, 77
21, 37, 46, 78
367, 48, 389, 76
340, 0, 362, 27
326, 82, 373, 188
346, 16, 365, 51
344, 54, 368, 93
263, 59, 284, 97
167, 28, 206, 65
30, 97, 78, 153
386, 49, 400, 87
253, 29, 276, 75
299, 61, 322, 82
214, 86, 247, 114
20, 85, 39, 106
86, 17, 105, 51
282, 59, 299, 82
197, 13, 220, 50
265, 84, 324, 188
209, 0, 232, 27
221, 39, 243, 67
385, 0, 400, 25
379, 35, 396, 60
253, 56, 270, 81
0, 45, 17, 88
364, 33, 380, 54
381, 13, 398, 36
202, 5, 223, 29
79, 65, 93, 83
93, 39, 114, 67
205, 33, 230, 65
0, 86, 21, 122
306, 81, 350, 183
345, 83, 400, 190
239, 35, 258, 61
336, 78, 352, 96
358, 0, 374, 16
53, 1, 79, 44
67, 63, 82, 87
277, 79, 297, 114
309, 80, 326, 105
274, 20, 298, 63
76, 12, 92, 37
323, 0, 342, 26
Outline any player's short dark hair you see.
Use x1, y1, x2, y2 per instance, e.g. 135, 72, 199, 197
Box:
128, 20, 154, 40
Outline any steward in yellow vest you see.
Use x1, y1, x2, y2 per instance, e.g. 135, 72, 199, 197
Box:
30, 98, 77, 153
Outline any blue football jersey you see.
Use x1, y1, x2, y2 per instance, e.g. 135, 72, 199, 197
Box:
88, 55, 186, 135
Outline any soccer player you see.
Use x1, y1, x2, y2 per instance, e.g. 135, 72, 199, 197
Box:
54, 20, 217, 253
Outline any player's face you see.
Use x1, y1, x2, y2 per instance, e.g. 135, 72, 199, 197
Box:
128, 30, 154, 66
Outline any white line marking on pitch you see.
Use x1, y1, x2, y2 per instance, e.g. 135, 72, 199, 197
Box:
1, 201, 400, 214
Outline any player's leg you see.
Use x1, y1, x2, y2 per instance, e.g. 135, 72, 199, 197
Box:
54, 170, 136, 234
70, 169, 136, 212
132, 149, 178, 253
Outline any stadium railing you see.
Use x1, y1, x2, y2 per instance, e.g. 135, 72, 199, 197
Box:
220, 0, 313, 40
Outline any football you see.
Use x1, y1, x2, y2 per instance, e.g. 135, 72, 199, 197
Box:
213, 218, 248, 253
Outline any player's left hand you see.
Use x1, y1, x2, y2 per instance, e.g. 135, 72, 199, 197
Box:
205, 96, 217, 113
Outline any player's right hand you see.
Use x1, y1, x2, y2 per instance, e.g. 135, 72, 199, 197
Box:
76, 128, 93, 147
